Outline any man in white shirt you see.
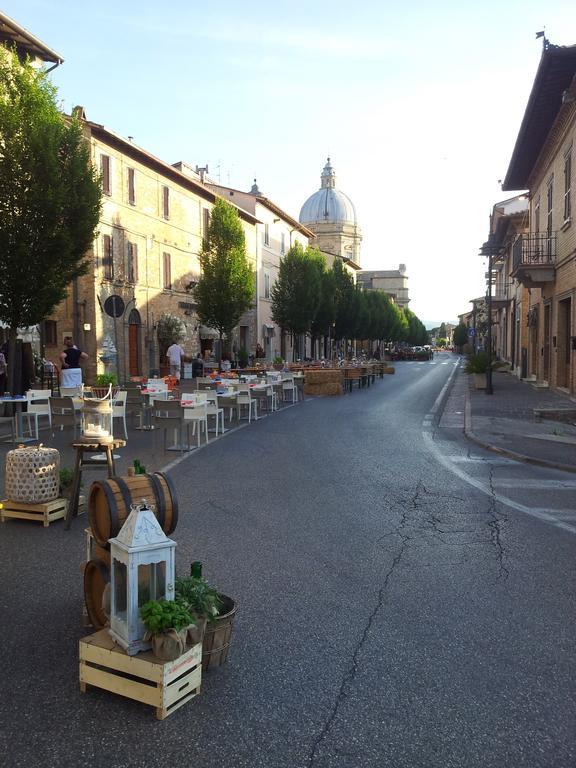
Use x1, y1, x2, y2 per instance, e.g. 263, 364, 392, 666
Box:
166, 342, 185, 381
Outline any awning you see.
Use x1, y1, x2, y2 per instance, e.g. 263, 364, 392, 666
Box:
263, 324, 276, 337
199, 325, 220, 340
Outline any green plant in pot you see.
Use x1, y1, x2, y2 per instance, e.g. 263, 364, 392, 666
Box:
59, 468, 74, 499
176, 562, 237, 671
464, 352, 489, 374
272, 355, 284, 371
238, 347, 249, 368
140, 598, 194, 661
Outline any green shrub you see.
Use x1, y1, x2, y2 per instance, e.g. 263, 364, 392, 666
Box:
238, 347, 249, 367
94, 373, 118, 387
59, 468, 74, 489
175, 576, 223, 622
464, 352, 489, 374
140, 599, 193, 634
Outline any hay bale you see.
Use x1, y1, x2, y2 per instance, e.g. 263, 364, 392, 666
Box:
383, 366, 395, 374
304, 370, 343, 385
304, 382, 343, 396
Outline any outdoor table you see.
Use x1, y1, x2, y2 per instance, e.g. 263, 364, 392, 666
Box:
0, 395, 35, 443
64, 438, 126, 529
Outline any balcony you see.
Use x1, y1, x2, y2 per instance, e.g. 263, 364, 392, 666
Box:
511, 232, 556, 286
491, 289, 510, 310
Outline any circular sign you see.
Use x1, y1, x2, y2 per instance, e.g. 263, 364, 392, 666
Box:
104, 295, 125, 318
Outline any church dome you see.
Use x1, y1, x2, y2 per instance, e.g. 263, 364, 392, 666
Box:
299, 158, 357, 226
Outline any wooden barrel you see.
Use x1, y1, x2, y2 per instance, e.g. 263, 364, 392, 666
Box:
88, 472, 178, 548
84, 556, 110, 629
202, 594, 237, 671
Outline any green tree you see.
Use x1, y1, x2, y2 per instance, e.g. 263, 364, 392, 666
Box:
271, 242, 322, 360
310, 259, 335, 358
195, 198, 254, 365
0, 47, 101, 392
452, 322, 468, 352
332, 260, 356, 347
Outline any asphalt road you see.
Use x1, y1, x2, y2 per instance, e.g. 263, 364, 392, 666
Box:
1, 352, 575, 767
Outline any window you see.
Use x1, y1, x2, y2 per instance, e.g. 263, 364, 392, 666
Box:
44, 320, 57, 346
163, 252, 171, 289
203, 208, 210, 245
280, 232, 285, 255
162, 186, 170, 219
128, 168, 135, 206
101, 155, 111, 195
103, 234, 114, 280
564, 150, 572, 222
264, 273, 270, 299
127, 242, 138, 283
264, 223, 270, 246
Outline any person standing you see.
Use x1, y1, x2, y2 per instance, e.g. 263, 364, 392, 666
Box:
0, 348, 6, 395
59, 337, 88, 388
191, 353, 204, 379
166, 341, 185, 382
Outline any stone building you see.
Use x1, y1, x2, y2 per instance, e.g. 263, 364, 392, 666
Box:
0, 10, 63, 68
299, 158, 361, 278
204, 179, 314, 363
502, 41, 576, 394
356, 265, 410, 308
44, 113, 258, 381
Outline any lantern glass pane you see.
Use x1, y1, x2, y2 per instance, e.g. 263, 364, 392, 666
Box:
113, 559, 128, 620
137, 561, 166, 607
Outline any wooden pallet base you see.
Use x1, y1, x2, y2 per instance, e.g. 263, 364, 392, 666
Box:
0, 497, 68, 527
79, 629, 202, 720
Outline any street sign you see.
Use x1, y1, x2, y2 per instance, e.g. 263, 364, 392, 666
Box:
468, 328, 475, 337
104, 295, 125, 318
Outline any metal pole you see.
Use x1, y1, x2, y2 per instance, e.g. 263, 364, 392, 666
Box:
486, 251, 493, 395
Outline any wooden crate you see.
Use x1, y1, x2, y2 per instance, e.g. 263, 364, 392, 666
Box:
0, 497, 68, 527
79, 629, 202, 720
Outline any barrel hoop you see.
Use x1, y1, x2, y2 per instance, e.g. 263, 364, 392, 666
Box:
98, 481, 119, 542
158, 471, 178, 533
114, 477, 135, 523
148, 473, 166, 529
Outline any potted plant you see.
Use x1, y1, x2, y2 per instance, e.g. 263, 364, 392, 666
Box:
464, 351, 489, 389
140, 598, 194, 661
272, 355, 284, 371
91, 373, 119, 398
59, 468, 74, 500
175, 574, 223, 645
177, 563, 237, 671
238, 347, 249, 369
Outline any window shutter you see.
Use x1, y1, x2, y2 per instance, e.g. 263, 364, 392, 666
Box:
101, 155, 111, 195
103, 234, 113, 279
163, 186, 170, 219
163, 252, 171, 289
128, 168, 135, 205
203, 208, 210, 244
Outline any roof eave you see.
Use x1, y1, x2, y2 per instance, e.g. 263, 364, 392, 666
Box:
0, 12, 63, 64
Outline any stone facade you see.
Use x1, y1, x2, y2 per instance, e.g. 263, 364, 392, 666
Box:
357, 265, 410, 307
44, 116, 258, 381
205, 181, 314, 362
502, 44, 576, 394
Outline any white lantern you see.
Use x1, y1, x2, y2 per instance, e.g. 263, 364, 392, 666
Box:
108, 499, 176, 656
81, 388, 113, 443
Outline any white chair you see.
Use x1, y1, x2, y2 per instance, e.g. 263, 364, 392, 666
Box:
281, 376, 298, 403
151, 399, 190, 452
60, 385, 84, 398
236, 384, 258, 422
205, 392, 225, 435
112, 390, 128, 439
183, 402, 209, 448
23, 390, 52, 438
251, 384, 276, 415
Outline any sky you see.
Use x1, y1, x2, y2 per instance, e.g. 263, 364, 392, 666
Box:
6, 0, 576, 326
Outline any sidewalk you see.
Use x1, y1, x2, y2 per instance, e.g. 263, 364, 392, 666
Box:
462, 368, 576, 472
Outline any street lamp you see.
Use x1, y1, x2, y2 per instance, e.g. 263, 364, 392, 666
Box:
479, 235, 502, 396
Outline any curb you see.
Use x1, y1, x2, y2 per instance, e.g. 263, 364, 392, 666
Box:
463, 385, 576, 475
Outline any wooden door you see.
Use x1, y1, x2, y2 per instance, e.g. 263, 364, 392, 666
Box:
128, 324, 140, 377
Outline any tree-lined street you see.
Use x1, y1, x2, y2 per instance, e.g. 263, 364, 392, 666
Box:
1, 352, 574, 767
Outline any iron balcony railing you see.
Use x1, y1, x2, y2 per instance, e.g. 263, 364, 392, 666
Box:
512, 232, 556, 272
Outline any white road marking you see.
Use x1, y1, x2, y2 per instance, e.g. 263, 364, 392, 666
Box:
493, 479, 576, 489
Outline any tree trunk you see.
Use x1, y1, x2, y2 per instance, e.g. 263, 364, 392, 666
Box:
7, 327, 20, 396
218, 331, 223, 371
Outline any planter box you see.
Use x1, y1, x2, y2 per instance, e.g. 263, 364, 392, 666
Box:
473, 373, 487, 390
80, 629, 202, 720
0, 497, 68, 527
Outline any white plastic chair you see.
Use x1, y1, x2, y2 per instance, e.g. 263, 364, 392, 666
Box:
183, 402, 209, 447
236, 384, 258, 422
24, 390, 52, 438
281, 376, 298, 403
112, 390, 128, 439
205, 392, 225, 435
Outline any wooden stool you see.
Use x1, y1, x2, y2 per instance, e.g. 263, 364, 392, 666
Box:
65, 439, 126, 530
